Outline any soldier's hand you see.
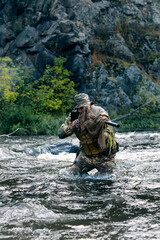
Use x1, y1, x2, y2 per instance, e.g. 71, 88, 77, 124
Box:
72, 119, 79, 129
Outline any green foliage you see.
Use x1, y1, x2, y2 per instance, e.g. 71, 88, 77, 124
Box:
0, 57, 19, 105
17, 57, 77, 114
0, 56, 77, 114
0, 56, 77, 135
13, 64, 36, 106
0, 104, 67, 135
118, 112, 160, 132
109, 103, 160, 132
35, 113, 67, 135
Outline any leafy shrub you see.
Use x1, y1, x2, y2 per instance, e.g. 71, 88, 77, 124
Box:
0, 56, 77, 114
0, 104, 67, 135
0, 56, 77, 135
0, 57, 18, 105
27, 57, 77, 113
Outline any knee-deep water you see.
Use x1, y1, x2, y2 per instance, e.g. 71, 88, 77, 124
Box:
0, 132, 159, 240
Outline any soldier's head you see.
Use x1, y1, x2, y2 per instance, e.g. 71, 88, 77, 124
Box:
74, 93, 91, 112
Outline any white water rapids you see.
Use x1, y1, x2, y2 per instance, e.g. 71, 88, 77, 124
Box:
0, 131, 159, 240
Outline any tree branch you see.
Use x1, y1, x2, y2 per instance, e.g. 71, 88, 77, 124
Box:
0, 128, 29, 137
112, 96, 160, 122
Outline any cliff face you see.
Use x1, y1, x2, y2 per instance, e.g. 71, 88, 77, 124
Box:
0, 0, 160, 111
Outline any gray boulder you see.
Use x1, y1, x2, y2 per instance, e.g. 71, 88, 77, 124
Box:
105, 34, 134, 62
0, 24, 14, 47
16, 26, 37, 48
86, 65, 132, 111
117, 65, 142, 101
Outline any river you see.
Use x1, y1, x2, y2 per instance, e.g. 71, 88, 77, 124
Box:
0, 131, 160, 240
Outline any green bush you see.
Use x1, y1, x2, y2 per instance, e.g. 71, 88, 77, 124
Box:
0, 104, 67, 135
118, 113, 160, 131
109, 106, 160, 132
34, 114, 67, 135
23, 57, 77, 114
0, 56, 77, 114
0, 56, 78, 135
0, 57, 18, 105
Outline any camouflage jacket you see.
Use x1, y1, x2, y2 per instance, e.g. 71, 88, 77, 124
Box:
58, 105, 118, 155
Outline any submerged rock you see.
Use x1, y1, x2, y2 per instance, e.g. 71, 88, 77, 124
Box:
47, 143, 79, 155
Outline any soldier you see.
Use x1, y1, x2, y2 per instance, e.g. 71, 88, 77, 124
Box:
58, 93, 119, 176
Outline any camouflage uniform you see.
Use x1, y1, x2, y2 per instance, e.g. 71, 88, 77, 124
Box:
71, 150, 116, 175
58, 93, 118, 175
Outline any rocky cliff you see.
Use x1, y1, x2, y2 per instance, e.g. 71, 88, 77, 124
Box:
0, 0, 160, 111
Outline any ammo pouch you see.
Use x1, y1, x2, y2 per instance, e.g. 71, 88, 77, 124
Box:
80, 139, 104, 156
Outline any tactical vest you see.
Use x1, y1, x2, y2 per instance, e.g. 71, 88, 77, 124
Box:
76, 132, 104, 155
76, 130, 118, 156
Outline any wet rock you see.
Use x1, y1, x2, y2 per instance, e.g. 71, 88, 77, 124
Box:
151, 4, 160, 24
66, 54, 86, 86
132, 0, 146, 6
47, 143, 79, 155
61, 0, 75, 8
35, 49, 55, 74
151, 58, 160, 79
117, 65, 142, 101
105, 34, 134, 62
86, 65, 132, 111
59, 20, 73, 33
0, 24, 14, 47
16, 26, 37, 48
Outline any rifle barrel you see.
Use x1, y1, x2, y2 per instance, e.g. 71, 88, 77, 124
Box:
105, 121, 120, 128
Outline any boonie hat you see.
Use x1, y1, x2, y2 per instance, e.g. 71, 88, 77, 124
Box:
74, 93, 91, 109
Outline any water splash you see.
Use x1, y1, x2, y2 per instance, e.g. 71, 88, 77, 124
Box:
0, 132, 159, 240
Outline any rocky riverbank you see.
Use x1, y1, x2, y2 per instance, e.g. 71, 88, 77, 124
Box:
0, 0, 160, 111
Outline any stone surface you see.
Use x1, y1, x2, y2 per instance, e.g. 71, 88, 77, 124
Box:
0, 0, 159, 111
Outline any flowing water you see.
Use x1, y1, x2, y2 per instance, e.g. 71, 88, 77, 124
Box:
0, 132, 159, 240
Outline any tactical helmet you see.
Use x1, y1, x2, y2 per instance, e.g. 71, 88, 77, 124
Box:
74, 93, 91, 109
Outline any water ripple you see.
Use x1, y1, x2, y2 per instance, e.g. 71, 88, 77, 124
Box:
0, 132, 159, 239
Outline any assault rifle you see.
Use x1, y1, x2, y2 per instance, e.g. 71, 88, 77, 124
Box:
71, 110, 120, 128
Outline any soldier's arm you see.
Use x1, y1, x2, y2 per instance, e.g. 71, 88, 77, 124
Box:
96, 109, 110, 124
95, 108, 113, 137
92, 105, 110, 122
58, 116, 75, 139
